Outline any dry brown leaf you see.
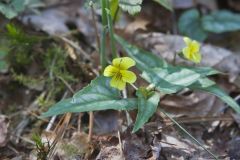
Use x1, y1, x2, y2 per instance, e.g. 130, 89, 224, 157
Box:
125, 17, 150, 34
0, 115, 9, 147
93, 110, 121, 135
96, 145, 123, 160
54, 132, 93, 160
160, 91, 226, 117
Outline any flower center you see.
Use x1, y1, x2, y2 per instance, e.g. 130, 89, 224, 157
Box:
115, 71, 122, 81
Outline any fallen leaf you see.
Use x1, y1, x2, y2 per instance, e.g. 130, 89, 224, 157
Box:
0, 114, 9, 147
96, 145, 123, 160
125, 17, 149, 34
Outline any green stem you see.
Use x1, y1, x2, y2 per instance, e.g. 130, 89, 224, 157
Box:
105, 3, 117, 58
101, 0, 108, 26
160, 109, 219, 160
100, 0, 108, 72
100, 28, 107, 71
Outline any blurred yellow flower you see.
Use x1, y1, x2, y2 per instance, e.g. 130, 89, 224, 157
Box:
182, 37, 202, 63
104, 57, 137, 90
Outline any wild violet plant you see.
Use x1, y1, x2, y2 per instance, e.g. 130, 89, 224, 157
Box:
42, 1, 240, 159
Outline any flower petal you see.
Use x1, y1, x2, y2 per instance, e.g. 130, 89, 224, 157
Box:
113, 57, 136, 70
192, 52, 201, 63
183, 37, 191, 45
121, 70, 137, 83
182, 47, 191, 59
110, 75, 126, 90
103, 65, 118, 77
191, 40, 200, 53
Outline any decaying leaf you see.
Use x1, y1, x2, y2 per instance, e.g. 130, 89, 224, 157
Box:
125, 17, 150, 34
96, 145, 123, 160
0, 115, 9, 147
160, 91, 226, 117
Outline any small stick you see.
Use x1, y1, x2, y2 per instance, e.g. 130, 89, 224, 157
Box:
123, 88, 132, 125
88, 111, 94, 142
118, 131, 124, 156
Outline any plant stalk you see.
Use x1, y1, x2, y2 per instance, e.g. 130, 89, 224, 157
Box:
100, 0, 108, 71
105, 2, 117, 58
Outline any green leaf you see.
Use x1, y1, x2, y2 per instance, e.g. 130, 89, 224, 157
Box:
133, 89, 160, 132
0, 3, 18, 19
115, 34, 220, 76
11, 0, 25, 12
152, 0, 173, 11
189, 78, 240, 113
41, 76, 137, 117
0, 0, 42, 19
119, 0, 142, 15
178, 9, 208, 41
114, 34, 168, 70
142, 67, 201, 94
0, 50, 8, 73
110, 0, 119, 19
189, 67, 220, 76
202, 10, 240, 33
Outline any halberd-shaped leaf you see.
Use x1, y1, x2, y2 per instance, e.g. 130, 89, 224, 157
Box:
142, 67, 201, 94
133, 89, 160, 132
202, 10, 240, 33
178, 9, 208, 41
42, 76, 137, 117
189, 78, 240, 113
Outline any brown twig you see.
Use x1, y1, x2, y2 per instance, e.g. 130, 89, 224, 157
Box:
88, 111, 94, 142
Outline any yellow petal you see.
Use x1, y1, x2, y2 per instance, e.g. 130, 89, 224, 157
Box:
120, 70, 137, 83
182, 47, 191, 59
192, 52, 201, 63
103, 65, 118, 77
183, 37, 191, 45
191, 41, 200, 53
113, 57, 136, 70
110, 75, 126, 90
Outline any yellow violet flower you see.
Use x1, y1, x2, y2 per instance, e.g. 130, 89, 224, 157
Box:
182, 37, 202, 63
103, 57, 137, 90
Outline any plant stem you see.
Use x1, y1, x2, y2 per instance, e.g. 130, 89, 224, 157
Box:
90, 2, 100, 50
160, 109, 219, 160
130, 83, 138, 90
101, 0, 107, 26
105, 3, 117, 58
173, 51, 177, 65
113, 6, 119, 24
100, 0, 108, 71
100, 28, 107, 71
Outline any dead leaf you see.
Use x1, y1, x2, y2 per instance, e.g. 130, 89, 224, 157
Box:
0, 115, 9, 147
54, 132, 93, 159
227, 137, 240, 159
122, 130, 151, 160
96, 145, 123, 160
93, 110, 121, 135
160, 91, 226, 117
125, 17, 150, 34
